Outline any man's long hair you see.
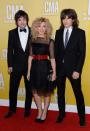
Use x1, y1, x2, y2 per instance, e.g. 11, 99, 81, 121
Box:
60, 9, 79, 29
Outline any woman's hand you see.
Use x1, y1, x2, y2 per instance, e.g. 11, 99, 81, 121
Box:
52, 72, 56, 81
27, 72, 30, 81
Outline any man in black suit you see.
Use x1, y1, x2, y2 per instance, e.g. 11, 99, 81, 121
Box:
55, 9, 86, 126
5, 10, 32, 118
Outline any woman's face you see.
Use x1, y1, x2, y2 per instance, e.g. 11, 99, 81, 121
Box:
37, 22, 46, 36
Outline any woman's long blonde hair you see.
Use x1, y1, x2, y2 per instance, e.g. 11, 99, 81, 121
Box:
31, 17, 53, 40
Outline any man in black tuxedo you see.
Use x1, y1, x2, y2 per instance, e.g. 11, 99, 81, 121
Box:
5, 10, 32, 118
55, 9, 86, 126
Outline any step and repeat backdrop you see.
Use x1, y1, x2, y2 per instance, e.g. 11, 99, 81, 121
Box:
0, 0, 90, 107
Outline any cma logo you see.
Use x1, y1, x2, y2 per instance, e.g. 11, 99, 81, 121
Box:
44, 0, 59, 15
0, 73, 4, 89
18, 87, 25, 97
0, 49, 7, 60
83, 0, 90, 20
88, 0, 90, 16
5, 5, 24, 22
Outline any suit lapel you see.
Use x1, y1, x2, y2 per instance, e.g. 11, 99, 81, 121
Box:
25, 27, 31, 52
59, 29, 65, 50
15, 28, 24, 50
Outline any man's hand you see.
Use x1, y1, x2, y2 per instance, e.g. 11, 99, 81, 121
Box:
8, 67, 13, 74
72, 71, 80, 79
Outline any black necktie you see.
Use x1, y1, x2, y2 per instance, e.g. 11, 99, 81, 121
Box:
20, 28, 27, 33
64, 29, 69, 48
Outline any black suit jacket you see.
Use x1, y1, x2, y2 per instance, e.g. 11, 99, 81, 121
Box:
7, 27, 31, 72
55, 27, 86, 75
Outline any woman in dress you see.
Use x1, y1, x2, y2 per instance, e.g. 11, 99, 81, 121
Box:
27, 17, 56, 122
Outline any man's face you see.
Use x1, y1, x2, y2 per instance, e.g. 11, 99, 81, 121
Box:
62, 16, 74, 28
17, 16, 27, 29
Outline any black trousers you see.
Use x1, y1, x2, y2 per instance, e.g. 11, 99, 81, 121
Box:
57, 67, 85, 119
9, 70, 32, 113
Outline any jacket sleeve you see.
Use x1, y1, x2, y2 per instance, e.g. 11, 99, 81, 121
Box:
75, 30, 86, 73
54, 30, 59, 62
7, 31, 14, 67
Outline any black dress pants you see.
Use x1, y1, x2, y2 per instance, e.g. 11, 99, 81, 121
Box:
57, 68, 85, 119
9, 70, 32, 113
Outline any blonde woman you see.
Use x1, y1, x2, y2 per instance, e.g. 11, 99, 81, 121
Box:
27, 17, 56, 122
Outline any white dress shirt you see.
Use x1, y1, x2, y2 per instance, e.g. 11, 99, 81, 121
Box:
63, 26, 73, 47
62, 26, 73, 63
18, 26, 29, 51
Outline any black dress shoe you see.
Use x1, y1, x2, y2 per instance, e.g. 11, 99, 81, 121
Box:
56, 114, 66, 123
24, 112, 30, 117
4, 111, 15, 118
80, 118, 86, 126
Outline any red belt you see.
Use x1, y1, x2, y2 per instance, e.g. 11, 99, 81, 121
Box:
33, 55, 48, 60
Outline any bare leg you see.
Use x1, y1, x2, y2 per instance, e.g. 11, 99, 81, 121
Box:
41, 95, 51, 120
33, 92, 42, 119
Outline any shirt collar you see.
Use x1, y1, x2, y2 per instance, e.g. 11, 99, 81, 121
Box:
64, 26, 73, 32
18, 25, 28, 32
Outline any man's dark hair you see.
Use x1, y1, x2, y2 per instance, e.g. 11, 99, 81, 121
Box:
14, 10, 29, 25
60, 9, 79, 28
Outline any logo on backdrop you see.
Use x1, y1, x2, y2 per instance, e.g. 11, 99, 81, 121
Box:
0, 49, 7, 60
0, 73, 4, 89
43, 0, 59, 15
83, 0, 90, 20
18, 87, 25, 97
4, 4, 24, 23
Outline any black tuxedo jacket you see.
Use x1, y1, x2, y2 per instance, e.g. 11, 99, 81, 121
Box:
7, 27, 31, 72
55, 27, 86, 75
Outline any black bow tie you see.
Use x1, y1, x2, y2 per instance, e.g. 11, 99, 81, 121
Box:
20, 28, 27, 33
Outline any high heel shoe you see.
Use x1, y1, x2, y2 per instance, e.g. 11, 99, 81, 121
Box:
39, 118, 46, 123
35, 108, 43, 122
35, 118, 41, 122
39, 111, 48, 123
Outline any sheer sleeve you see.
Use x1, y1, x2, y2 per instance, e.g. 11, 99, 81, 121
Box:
49, 39, 55, 59
29, 44, 33, 56
29, 39, 33, 56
